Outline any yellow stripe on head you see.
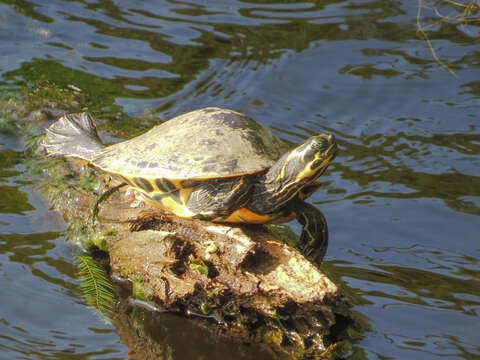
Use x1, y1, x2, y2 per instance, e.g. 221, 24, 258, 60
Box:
266, 134, 337, 206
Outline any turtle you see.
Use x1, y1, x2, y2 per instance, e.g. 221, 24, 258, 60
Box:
43, 107, 337, 263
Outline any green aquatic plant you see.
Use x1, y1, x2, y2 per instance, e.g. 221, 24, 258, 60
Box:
76, 254, 115, 316
200, 302, 211, 315
132, 276, 148, 301
266, 224, 301, 248
84, 228, 118, 251
91, 183, 125, 220
189, 258, 209, 276
77, 172, 100, 193
273, 314, 301, 351
0, 116, 21, 135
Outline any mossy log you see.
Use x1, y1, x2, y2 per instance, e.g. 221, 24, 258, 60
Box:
2, 89, 357, 357
41, 156, 354, 357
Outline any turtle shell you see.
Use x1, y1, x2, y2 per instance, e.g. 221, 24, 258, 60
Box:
92, 107, 290, 180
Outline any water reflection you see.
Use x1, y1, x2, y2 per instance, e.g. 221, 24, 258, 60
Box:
110, 305, 276, 360
334, 260, 480, 314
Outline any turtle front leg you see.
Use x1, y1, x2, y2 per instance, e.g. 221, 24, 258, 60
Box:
293, 199, 329, 265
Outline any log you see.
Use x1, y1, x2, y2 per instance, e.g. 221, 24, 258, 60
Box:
39, 151, 356, 358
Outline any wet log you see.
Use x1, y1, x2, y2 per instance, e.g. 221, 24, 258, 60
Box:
40, 157, 354, 357
0, 88, 359, 358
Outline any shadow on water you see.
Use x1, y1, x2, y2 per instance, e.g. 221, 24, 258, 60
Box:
1, 0, 479, 359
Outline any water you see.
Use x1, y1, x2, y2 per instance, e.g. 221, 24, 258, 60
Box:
1, 0, 479, 359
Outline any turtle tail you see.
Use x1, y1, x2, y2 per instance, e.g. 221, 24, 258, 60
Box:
43, 113, 104, 161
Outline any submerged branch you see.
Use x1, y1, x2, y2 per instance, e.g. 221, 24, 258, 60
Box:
417, 0, 479, 77
417, 0, 457, 77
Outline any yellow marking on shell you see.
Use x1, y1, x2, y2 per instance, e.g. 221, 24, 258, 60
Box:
161, 196, 196, 218
145, 179, 156, 188
133, 187, 195, 218
152, 179, 194, 216
178, 187, 193, 204
120, 174, 191, 214
122, 175, 136, 187
169, 179, 185, 189
150, 179, 162, 192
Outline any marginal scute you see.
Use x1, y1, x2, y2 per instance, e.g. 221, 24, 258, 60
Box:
92, 107, 291, 179
133, 177, 155, 193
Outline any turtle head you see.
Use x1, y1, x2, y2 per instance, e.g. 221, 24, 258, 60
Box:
300, 133, 337, 180
264, 133, 337, 206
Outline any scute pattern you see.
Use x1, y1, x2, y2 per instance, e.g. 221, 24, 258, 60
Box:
91, 108, 290, 179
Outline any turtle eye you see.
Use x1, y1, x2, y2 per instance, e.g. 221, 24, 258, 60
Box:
311, 134, 335, 152
311, 138, 327, 152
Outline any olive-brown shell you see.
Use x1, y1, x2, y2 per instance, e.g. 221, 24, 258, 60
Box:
92, 107, 290, 179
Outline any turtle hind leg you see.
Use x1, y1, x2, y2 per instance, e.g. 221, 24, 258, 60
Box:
293, 199, 329, 265
43, 113, 104, 161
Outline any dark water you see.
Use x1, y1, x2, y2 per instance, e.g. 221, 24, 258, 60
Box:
1, 0, 479, 359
